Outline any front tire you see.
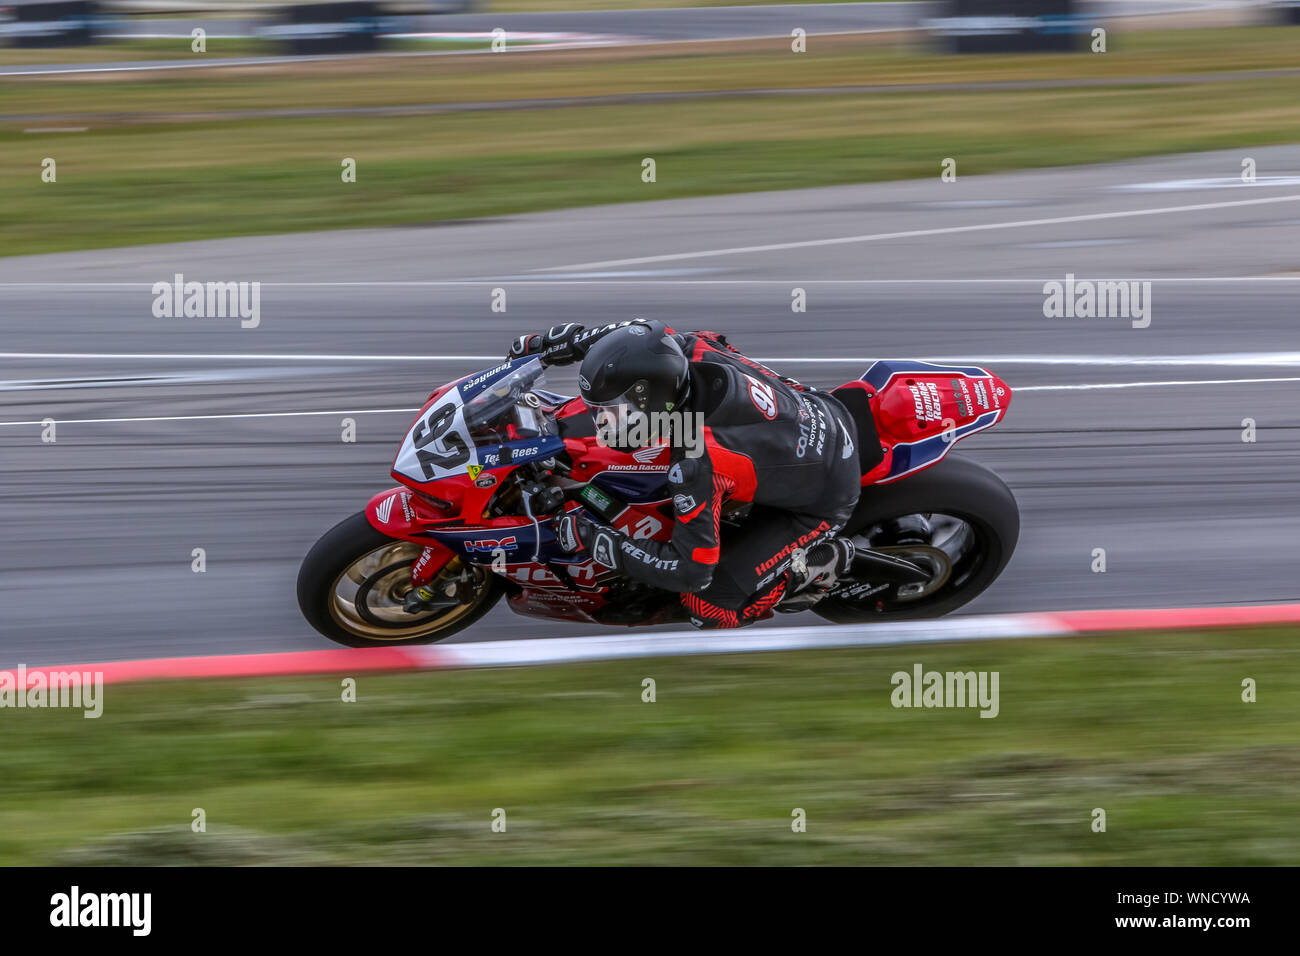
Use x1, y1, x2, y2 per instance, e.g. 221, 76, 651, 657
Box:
297, 511, 502, 647
814, 455, 1019, 623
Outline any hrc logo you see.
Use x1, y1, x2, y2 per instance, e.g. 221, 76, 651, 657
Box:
464, 536, 518, 553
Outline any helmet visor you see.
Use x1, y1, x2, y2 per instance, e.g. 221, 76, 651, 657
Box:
587, 380, 656, 448
585, 378, 652, 414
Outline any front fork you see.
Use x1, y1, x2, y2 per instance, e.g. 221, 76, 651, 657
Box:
411, 544, 450, 588
403, 552, 479, 614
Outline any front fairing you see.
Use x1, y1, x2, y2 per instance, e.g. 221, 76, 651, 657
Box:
391, 357, 562, 489
380, 359, 674, 586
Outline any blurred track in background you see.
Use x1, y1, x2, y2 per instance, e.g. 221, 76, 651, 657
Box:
1, 145, 1299, 666
0, 0, 1261, 75
104, 0, 1266, 42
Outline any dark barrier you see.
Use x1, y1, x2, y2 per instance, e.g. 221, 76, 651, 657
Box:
1275, 1, 1300, 24
925, 0, 1089, 53
259, 2, 396, 55
0, 0, 103, 47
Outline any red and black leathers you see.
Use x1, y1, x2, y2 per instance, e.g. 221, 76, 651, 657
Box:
537, 321, 863, 627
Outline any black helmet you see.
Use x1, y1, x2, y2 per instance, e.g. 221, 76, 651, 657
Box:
578, 323, 689, 417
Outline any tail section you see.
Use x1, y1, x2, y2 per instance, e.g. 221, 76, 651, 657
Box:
848, 360, 1012, 484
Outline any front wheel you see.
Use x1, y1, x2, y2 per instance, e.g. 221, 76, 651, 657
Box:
297, 511, 502, 647
814, 455, 1019, 624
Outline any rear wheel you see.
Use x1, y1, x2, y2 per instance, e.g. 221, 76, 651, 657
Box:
297, 511, 502, 647
814, 455, 1018, 623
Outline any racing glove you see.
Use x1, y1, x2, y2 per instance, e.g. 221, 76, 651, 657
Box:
554, 512, 621, 570
507, 323, 586, 366
507, 333, 543, 361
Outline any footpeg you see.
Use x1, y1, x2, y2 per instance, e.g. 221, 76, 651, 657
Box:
849, 548, 931, 585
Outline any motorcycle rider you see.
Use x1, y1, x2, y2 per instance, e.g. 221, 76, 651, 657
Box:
508, 320, 863, 629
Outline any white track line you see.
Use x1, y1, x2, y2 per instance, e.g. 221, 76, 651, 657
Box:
0, 408, 419, 427
7, 351, 1300, 367
0, 376, 1296, 427
3, 278, 1300, 285
431, 613, 1065, 665
0, 43, 596, 78
0, 352, 496, 362
540, 194, 1300, 271
1017, 376, 1300, 391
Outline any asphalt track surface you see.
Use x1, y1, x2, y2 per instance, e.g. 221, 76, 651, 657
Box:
2, 144, 1299, 667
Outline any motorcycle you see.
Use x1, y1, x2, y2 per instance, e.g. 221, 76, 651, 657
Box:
297, 355, 1019, 646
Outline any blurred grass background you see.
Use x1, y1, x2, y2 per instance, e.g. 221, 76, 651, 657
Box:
6, 29, 1297, 113
2, 28, 1298, 257
1, 627, 1296, 865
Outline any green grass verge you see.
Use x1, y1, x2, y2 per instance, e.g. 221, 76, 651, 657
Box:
1, 626, 1296, 865
2, 28, 1298, 257
5, 76, 1299, 258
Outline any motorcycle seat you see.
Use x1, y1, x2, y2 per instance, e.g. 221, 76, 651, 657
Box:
830, 383, 885, 475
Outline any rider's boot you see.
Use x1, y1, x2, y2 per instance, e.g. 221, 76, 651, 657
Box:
776, 537, 855, 612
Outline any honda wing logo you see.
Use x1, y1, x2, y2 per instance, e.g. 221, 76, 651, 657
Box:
632, 443, 667, 463
376, 494, 396, 523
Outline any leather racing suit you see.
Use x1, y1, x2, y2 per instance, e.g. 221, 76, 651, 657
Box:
523, 321, 862, 629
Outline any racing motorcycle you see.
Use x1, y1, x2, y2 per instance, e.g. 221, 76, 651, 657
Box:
297, 355, 1019, 646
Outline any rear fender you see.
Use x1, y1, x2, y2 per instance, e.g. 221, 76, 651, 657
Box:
856, 360, 1011, 484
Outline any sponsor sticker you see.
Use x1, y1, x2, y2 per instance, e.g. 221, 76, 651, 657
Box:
744, 374, 779, 420
466, 536, 518, 553
949, 378, 973, 417
462, 362, 511, 392
908, 381, 944, 423
632, 443, 667, 463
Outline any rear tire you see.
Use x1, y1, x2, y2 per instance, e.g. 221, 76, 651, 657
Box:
814, 455, 1018, 623
297, 511, 503, 647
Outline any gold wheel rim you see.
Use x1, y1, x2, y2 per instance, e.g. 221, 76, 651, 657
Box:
326, 542, 489, 641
